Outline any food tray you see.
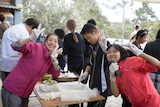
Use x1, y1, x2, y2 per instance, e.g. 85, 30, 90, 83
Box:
54, 77, 78, 82
54, 72, 78, 82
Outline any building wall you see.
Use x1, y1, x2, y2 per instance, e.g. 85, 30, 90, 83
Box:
0, 0, 23, 25
14, 0, 23, 24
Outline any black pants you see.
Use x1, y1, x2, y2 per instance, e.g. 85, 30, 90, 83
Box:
68, 104, 80, 107
87, 99, 107, 107
121, 94, 132, 107
87, 89, 111, 107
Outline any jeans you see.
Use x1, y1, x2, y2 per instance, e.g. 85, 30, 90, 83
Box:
2, 86, 29, 107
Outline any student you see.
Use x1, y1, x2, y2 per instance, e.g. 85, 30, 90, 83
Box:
121, 29, 148, 107
1, 26, 60, 107
107, 43, 160, 107
62, 19, 84, 107
80, 23, 111, 107
132, 29, 148, 50
0, 14, 10, 40
62, 19, 84, 75
82, 19, 98, 84
144, 29, 160, 94
130, 24, 141, 42
83, 19, 97, 69
0, 18, 39, 81
54, 28, 66, 71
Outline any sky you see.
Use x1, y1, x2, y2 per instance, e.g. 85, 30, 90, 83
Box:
97, 0, 160, 22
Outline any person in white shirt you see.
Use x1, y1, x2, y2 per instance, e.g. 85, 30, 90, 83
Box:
0, 18, 39, 81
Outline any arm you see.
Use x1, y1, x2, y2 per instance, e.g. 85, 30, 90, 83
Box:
109, 63, 120, 97
11, 38, 32, 51
128, 43, 160, 67
48, 64, 60, 78
78, 65, 91, 82
84, 65, 91, 73
14, 23, 45, 46
139, 52, 160, 67
111, 81, 119, 97
18, 38, 32, 45
98, 31, 108, 53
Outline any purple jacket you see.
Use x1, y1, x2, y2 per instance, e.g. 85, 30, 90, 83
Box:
3, 42, 60, 98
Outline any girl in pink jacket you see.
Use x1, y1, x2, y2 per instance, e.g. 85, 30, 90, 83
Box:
2, 25, 60, 107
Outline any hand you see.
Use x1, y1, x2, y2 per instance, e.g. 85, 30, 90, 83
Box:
128, 42, 143, 56
29, 23, 45, 41
51, 45, 59, 59
98, 31, 108, 53
51, 57, 59, 65
56, 48, 63, 55
109, 62, 119, 81
50, 45, 61, 67
78, 72, 89, 82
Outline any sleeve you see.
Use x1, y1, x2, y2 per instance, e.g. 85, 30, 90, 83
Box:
48, 64, 60, 78
86, 45, 94, 67
11, 42, 35, 54
11, 42, 24, 51
62, 36, 69, 55
138, 58, 159, 73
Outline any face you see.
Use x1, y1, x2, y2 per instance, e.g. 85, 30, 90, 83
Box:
106, 46, 121, 62
45, 34, 58, 53
139, 35, 147, 43
83, 30, 99, 44
26, 25, 33, 35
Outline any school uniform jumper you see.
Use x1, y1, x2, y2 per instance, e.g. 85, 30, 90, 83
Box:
87, 45, 112, 107
144, 39, 160, 93
62, 32, 84, 75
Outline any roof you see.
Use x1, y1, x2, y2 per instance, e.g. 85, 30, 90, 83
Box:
0, 2, 20, 10
133, 0, 160, 3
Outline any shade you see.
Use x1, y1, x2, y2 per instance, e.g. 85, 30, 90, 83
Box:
0, 2, 20, 10
133, 0, 160, 3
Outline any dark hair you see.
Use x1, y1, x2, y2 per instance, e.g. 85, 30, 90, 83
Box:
156, 29, 160, 40
107, 44, 129, 62
136, 29, 148, 39
54, 29, 65, 39
24, 18, 39, 29
135, 24, 140, 30
44, 33, 58, 43
81, 23, 97, 35
0, 14, 5, 22
87, 19, 96, 26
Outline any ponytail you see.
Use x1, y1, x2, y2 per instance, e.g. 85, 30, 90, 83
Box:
67, 19, 79, 43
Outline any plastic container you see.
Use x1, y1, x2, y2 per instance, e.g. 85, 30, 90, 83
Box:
57, 82, 98, 101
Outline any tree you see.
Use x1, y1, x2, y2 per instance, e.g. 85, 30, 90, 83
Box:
23, 0, 159, 41
23, 0, 74, 33
101, 0, 133, 41
132, 3, 157, 23
23, 0, 110, 34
